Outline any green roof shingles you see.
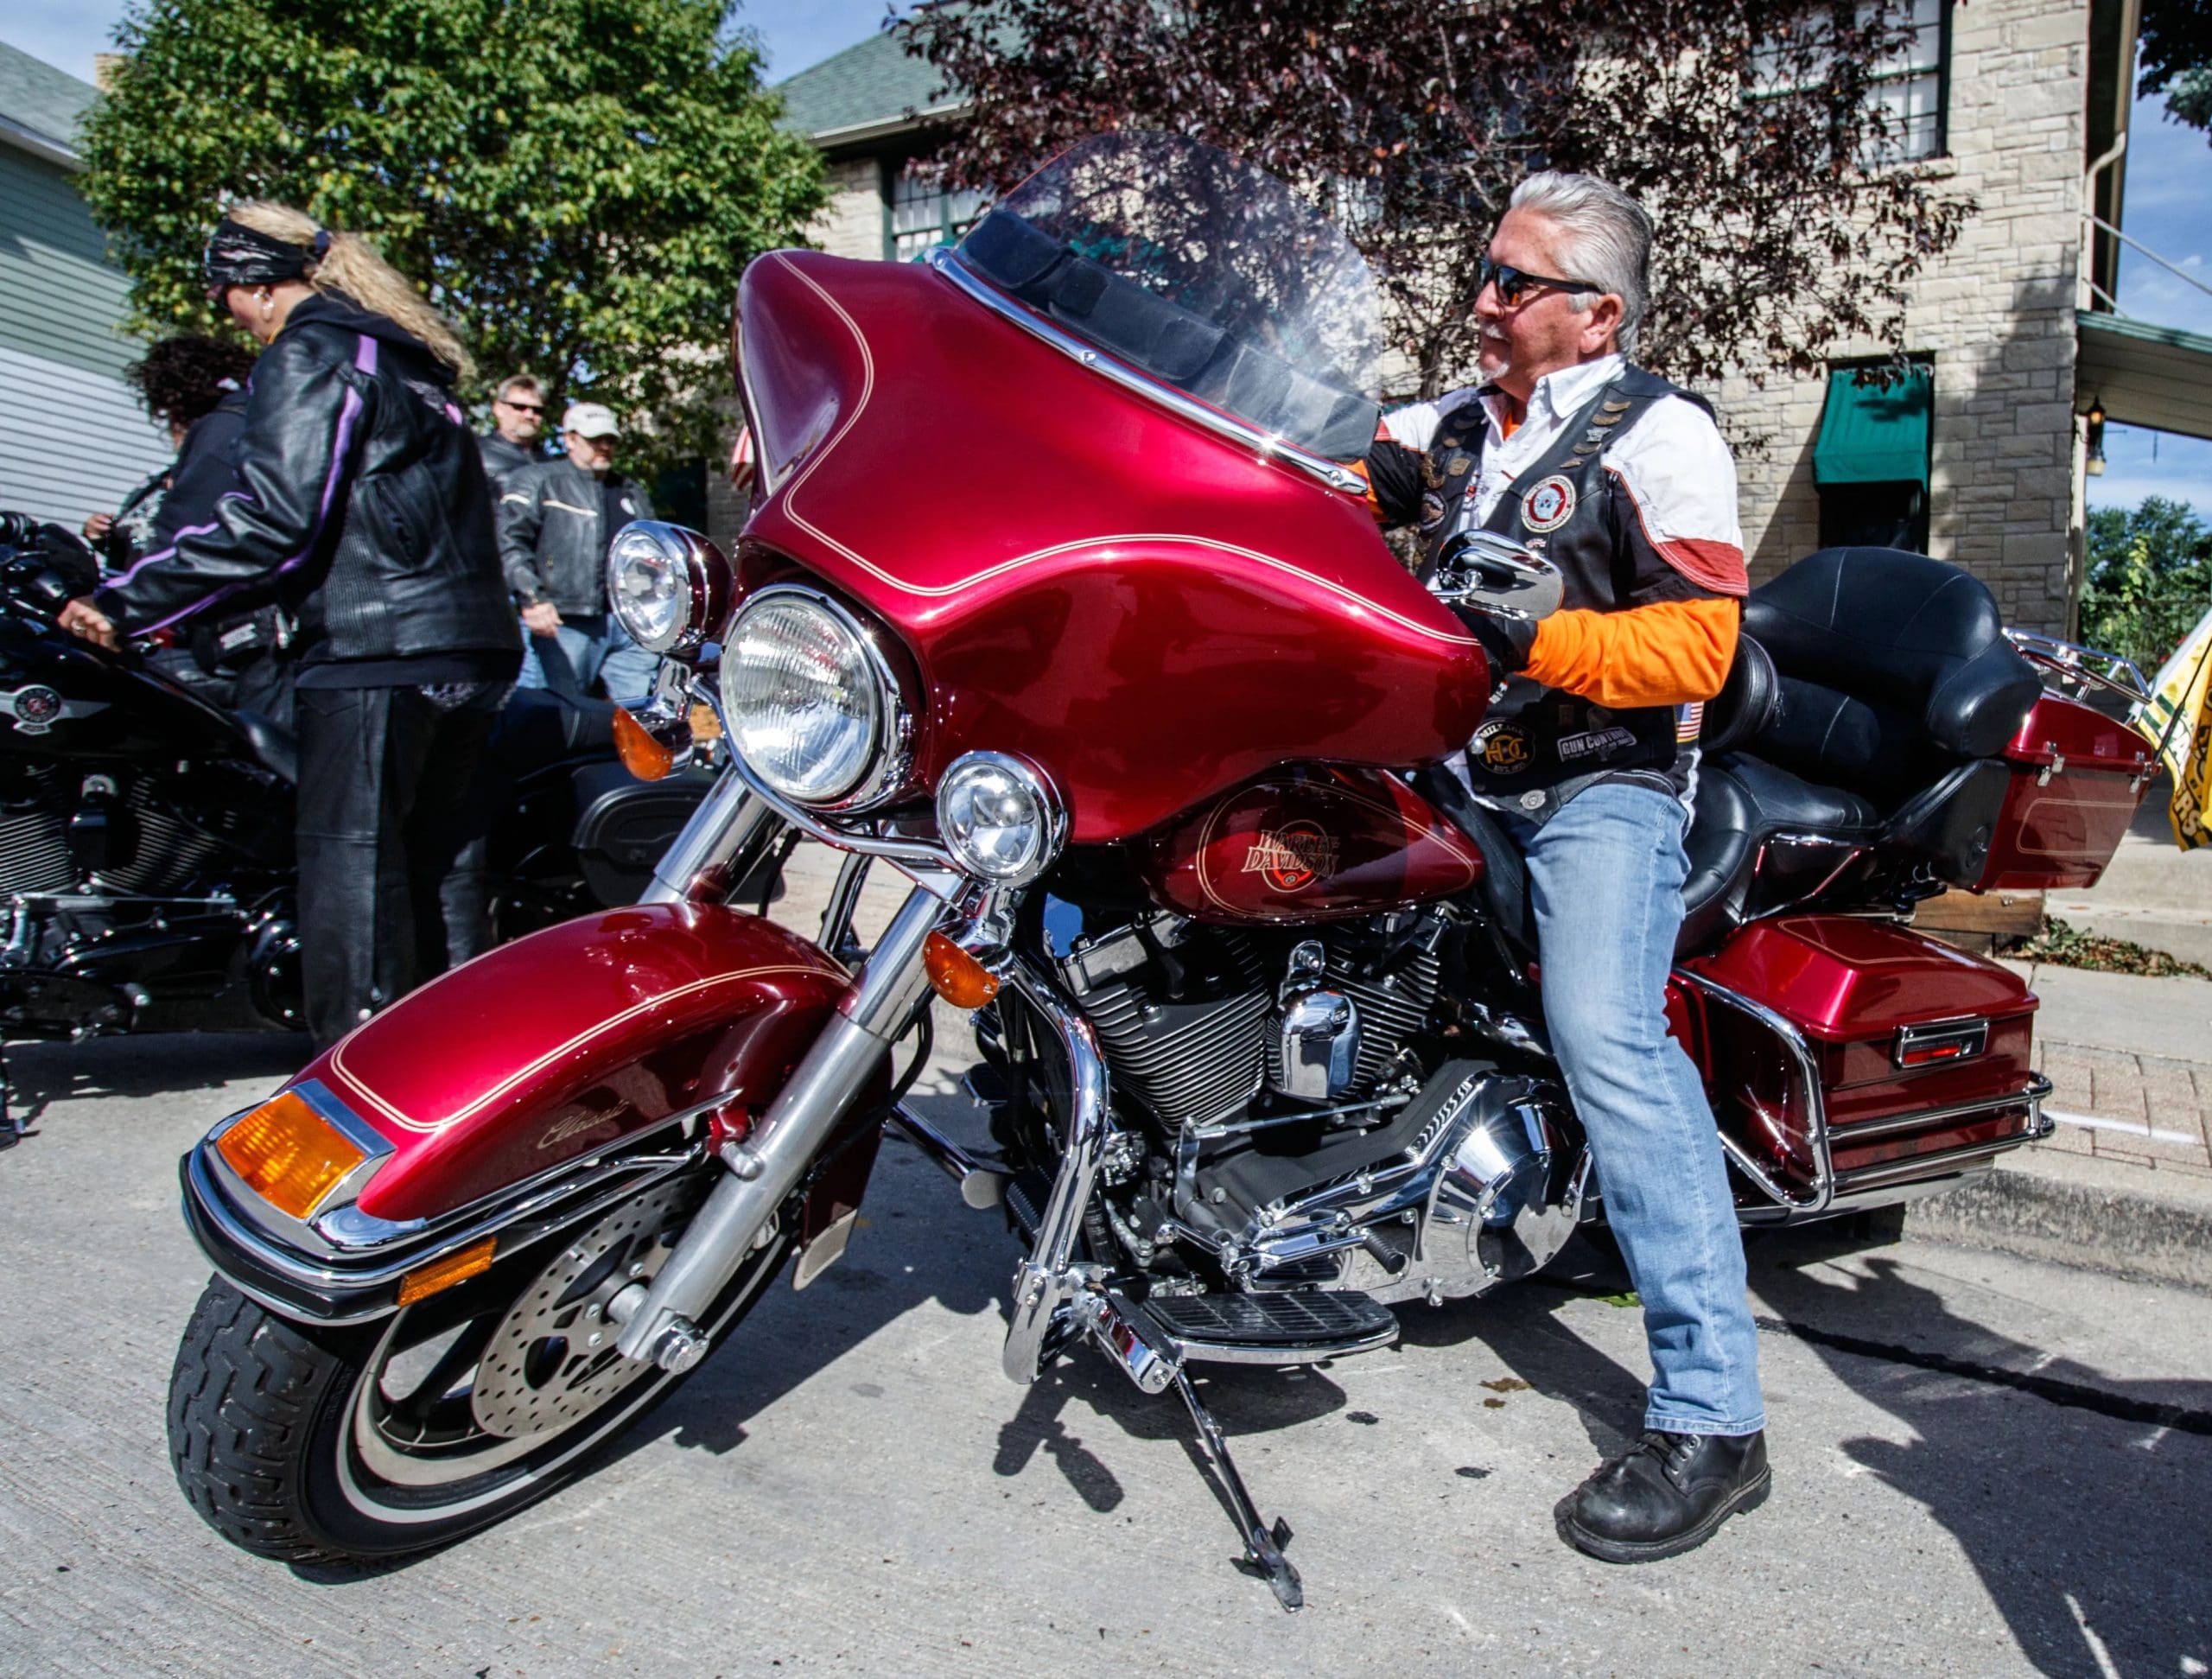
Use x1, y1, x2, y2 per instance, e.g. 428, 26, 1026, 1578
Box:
773, 28, 961, 143
0, 40, 99, 155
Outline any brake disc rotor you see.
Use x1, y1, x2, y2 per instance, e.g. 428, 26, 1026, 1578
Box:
469, 1176, 696, 1440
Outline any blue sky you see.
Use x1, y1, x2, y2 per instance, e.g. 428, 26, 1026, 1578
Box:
3, 3, 2204, 513
2086, 92, 2212, 518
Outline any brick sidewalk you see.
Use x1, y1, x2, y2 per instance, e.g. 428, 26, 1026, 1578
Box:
2030, 1039, 2212, 1178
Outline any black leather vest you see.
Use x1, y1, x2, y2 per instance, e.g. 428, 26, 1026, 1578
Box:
1424, 367, 1708, 807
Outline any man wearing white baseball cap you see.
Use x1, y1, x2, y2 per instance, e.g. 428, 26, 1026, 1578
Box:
497, 399, 658, 703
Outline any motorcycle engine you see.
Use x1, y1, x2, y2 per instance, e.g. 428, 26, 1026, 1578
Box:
1040, 902, 1586, 1301
1054, 907, 1450, 1137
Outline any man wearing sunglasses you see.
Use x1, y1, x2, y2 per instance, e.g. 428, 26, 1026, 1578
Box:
1366, 173, 1764, 1566
478, 373, 547, 498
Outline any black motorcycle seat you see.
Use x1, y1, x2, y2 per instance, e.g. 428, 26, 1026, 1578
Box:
1697, 633, 1781, 760
1743, 548, 2040, 806
234, 709, 298, 785
1678, 754, 1882, 955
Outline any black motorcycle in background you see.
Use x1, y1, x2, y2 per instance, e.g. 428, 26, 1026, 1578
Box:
0, 514, 710, 1141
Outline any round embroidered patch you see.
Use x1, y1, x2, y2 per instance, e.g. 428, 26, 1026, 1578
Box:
1521, 474, 1577, 534
1471, 720, 1533, 776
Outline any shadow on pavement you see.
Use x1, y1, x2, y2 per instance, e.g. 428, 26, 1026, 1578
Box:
1756, 1240, 2212, 1677
7, 1031, 307, 1134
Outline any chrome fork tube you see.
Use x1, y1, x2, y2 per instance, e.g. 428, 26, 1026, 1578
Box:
1001, 958, 1111, 1384
641, 770, 784, 906
614, 881, 944, 1368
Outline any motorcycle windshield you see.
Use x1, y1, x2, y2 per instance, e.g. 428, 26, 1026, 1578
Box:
952, 133, 1384, 462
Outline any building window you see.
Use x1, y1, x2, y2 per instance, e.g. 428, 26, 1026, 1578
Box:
1752, 0, 1949, 165
1867, 0, 1948, 162
887, 161, 986, 263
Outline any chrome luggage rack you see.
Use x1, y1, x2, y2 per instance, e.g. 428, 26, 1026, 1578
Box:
2004, 628, 2151, 706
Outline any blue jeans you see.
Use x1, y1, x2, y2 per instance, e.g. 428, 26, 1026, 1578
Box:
1500, 779, 1765, 1436
518, 614, 658, 708
518, 616, 607, 699
597, 620, 660, 709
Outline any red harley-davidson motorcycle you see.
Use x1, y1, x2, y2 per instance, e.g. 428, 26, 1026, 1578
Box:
167, 136, 2152, 1609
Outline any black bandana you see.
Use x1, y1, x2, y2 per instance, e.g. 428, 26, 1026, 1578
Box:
203, 217, 328, 290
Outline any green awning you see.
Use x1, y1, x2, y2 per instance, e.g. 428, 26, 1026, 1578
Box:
1812, 366, 1932, 487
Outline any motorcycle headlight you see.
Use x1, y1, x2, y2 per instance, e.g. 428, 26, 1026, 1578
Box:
935, 752, 1066, 886
723, 587, 906, 806
607, 521, 731, 658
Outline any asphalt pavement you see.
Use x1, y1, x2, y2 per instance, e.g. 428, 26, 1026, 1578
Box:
3, 1026, 2209, 1676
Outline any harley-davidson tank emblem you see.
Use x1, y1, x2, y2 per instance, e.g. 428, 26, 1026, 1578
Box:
1243, 823, 1340, 892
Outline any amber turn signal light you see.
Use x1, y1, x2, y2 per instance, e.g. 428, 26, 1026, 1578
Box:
612, 705, 676, 780
213, 1091, 367, 1221
924, 931, 1001, 1010
396, 1237, 498, 1307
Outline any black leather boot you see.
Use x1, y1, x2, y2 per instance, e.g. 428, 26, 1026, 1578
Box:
1557, 1428, 1770, 1562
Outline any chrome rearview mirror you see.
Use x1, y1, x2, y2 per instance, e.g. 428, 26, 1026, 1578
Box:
1427, 531, 1564, 622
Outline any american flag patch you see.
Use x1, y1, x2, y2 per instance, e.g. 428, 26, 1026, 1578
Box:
1676, 702, 1704, 743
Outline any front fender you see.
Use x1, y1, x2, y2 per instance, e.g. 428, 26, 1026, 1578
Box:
322, 902, 851, 1222
181, 902, 858, 1322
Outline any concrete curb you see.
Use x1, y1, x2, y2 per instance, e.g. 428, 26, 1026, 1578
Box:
1908, 1148, 2212, 1293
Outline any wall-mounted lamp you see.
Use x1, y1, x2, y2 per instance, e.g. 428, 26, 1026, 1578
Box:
2085, 397, 2107, 477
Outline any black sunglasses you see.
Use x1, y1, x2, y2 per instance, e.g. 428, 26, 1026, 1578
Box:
1478, 258, 1603, 308
499, 397, 545, 414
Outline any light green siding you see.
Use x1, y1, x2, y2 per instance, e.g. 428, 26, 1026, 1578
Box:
0, 145, 145, 381
0, 45, 172, 526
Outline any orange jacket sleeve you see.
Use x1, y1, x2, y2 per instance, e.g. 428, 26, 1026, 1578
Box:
1522, 595, 1740, 709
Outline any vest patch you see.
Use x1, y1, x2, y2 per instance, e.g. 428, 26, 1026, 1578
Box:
1471, 720, 1534, 776
1522, 474, 1577, 533
1557, 724, 1638, 763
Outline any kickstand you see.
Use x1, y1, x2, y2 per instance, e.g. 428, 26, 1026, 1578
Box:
1172, 1369, 1304, 1612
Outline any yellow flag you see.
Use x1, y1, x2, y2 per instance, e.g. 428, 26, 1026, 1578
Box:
2130, 602, 2212, 850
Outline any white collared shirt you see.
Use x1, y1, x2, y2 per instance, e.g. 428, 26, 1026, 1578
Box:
1381, 354, 1745, 595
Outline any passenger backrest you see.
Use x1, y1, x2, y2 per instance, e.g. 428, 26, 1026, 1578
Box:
1741, 548, 2042, 807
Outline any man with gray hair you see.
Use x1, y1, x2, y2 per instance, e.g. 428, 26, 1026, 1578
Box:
1365, 172, 1766, 1563
478, 372, 546, 497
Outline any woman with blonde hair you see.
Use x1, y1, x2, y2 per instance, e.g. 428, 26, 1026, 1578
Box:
62, 202, 522, 1047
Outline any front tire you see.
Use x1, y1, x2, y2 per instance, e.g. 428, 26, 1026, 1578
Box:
168, 1175, 790, 1563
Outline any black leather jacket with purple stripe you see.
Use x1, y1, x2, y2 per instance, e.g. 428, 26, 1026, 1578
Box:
94, 292, 518, 671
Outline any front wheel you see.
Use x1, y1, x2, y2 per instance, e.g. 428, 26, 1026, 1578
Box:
168, 1172, 790, 1563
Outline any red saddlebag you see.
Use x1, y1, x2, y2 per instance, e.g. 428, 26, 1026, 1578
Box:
1673, 913, 2048, 1213
1975, 693, 2152, 891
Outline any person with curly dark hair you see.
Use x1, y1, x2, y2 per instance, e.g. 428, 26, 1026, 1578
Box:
86, 334, 260, 567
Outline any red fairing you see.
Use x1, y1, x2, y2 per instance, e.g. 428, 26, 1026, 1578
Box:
301, 905, 850, 1223
734, 251, 1491, 843
1977, 693, 2152, 890
1142, 766, 1481, 924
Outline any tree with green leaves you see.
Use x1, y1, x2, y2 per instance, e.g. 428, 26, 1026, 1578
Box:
2082, 497, 2212, 669
2139, 0, 2212, 132
79, 0, 824, 474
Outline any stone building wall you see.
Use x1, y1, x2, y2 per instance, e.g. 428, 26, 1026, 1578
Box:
810, 156, 886, 262
1717, 0, 2088, 633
